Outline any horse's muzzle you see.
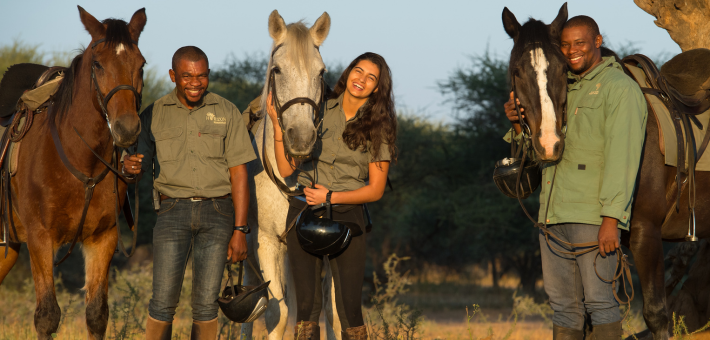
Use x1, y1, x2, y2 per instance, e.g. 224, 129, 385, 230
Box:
285, 126, 317, 157
112, 113, 141, 148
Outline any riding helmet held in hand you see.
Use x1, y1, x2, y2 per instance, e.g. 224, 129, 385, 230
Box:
218, 262, 270, 323
493, 157, 542, 199
296, 205, 352, 256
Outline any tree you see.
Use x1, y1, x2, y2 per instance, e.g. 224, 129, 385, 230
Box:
210, 52, 269, 112
635, 0, 710, 51
438, 51, 542, 295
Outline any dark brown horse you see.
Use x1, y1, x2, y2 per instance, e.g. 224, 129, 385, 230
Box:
0, 7, 145, 340
503, 4, 702, 340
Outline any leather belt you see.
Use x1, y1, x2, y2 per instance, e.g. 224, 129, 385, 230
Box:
160, 194, 231, 202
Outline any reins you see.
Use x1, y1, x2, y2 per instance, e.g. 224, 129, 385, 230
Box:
510, 78, 634, 320
50, 38, 142, 266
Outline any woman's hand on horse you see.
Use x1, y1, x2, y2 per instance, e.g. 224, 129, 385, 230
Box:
227, 231, 248, 263
304, 184, 329, 205
598, 217, 620, 257
505, 91, 524, 122
266, 91, 278, 122
122, 154, 143, 175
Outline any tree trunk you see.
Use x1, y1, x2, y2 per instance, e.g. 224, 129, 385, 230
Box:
491, 258, 500, 290
635, 0, 710, 51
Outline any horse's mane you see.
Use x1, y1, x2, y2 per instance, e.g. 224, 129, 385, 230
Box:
51, 18, 135, 121
258, 21, 318, 118
51, 53, 82, 121
508, 19, 564, 78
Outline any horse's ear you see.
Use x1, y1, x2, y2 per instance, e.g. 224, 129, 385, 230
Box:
128, 8, 147, 42
550, 2, 568, 39
268, 10, 287, 44
502, 7, 521, 41
310, 12, 331, 47
78, 6, 105, 42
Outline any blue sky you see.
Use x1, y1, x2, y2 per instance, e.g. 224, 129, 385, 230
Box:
0, 0, 679, 121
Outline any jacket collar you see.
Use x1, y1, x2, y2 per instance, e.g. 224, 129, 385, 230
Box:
327, 92, 367, 122
163, 89, 218, 108
568, 56, 619, 83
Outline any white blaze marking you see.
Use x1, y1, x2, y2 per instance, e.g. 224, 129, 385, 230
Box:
530, 48, 559, 158
116, 44, 125, 55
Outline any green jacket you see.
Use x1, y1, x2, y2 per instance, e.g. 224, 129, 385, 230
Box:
509, 57, 647, 230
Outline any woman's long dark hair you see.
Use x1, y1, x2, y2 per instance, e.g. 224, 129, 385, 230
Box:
331, 52, 397, 163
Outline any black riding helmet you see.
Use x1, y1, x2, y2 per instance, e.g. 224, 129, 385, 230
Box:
218, 261, 270, 323
296, 201, 352, 256
493, 157, 542, 199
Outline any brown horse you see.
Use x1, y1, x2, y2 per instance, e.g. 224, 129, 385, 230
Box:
503, 4, 704, 340
0, 7, 145, 340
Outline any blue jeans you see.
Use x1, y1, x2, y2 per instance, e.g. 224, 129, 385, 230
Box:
539, 223, 620, 329
148, 197, 234, 322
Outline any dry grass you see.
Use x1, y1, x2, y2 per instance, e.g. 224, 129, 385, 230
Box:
0, 254, 691, 340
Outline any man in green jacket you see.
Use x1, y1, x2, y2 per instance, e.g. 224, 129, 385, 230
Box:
504, 16, 647, 339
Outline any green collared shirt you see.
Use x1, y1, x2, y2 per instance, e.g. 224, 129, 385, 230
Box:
505, 57, 647, 230
297, 94, 391, 192
137, 89, 256, 198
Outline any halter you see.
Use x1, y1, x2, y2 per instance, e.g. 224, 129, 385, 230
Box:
89, 38, 143, 129
267, 44, 325, 158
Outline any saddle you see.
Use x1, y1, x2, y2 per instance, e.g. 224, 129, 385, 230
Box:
0, 64, 49, 118
0, 64, 64, 248
621, 52, 710, 217
660, 48, 710, 113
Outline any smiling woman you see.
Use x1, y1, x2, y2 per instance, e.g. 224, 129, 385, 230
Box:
263, 52, 397, 338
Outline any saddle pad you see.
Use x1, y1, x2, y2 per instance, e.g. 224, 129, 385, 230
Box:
20, 75, 63, 112
626, 64, 710, 170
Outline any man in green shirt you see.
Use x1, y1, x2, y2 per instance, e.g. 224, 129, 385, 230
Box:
504, 16, 647, 339
122, 46, 256, 339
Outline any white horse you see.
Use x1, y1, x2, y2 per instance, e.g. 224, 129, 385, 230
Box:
241, 10, 342, 340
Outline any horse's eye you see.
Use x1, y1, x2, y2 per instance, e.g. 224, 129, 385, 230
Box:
93, 61, 103, 70
319, 69, 325, 77
273, 67, 281, 75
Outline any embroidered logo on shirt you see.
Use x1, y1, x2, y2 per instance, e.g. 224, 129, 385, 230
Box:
589, 83, 601, 95
205, 112, 226, 124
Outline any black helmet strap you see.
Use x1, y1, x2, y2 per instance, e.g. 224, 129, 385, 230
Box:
223, 258, 268, 299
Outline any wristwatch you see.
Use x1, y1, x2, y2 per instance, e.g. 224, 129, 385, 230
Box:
233, 225, 250, 234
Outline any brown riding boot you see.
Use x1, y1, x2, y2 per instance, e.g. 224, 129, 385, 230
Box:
553, 324, 584, 340
145, 315, 172, 340
342, 325, 368, 340
190, 317, 219, 340
294, 321, 320, 340
590, 321, 622, 340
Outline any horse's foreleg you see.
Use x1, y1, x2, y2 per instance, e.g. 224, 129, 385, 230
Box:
258, 237, 291, 340
0, 242, 20, 284
27, 233, 60, 340
323, 259, 341, 340
240, 233, 259, 340
82, 226, 118, 340
629, 220, 669, 340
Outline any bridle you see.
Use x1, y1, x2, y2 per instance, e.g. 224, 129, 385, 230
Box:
49, 38, 143, 266
261, 43, 326, 203
89, 38, 143, 129
267, 44, 325, 159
